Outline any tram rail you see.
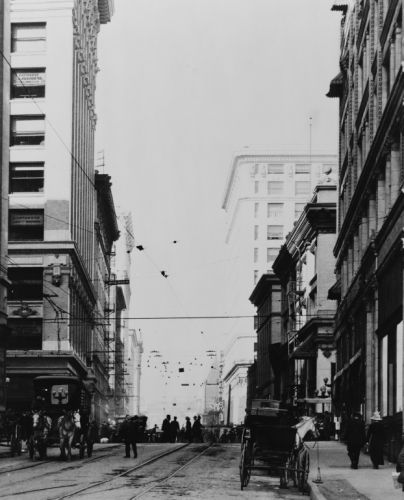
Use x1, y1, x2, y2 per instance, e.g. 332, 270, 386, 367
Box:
53, 442, 191, 500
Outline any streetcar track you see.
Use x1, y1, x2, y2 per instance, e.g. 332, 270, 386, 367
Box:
52, 443, 190, 500
0, 451, 115, 495
0, 445, 121, 477
4, 483, 79, 496
128, 444, 212, 499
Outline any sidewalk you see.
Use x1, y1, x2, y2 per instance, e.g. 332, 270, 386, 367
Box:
309, 440, 403, 500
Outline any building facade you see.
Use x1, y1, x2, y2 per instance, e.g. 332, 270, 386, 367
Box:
329, 0, 404, 459
0, 0, 10, 414
273, 177, 337, 412
249, 273, 283, 401
221, 152, 337, 419
6, 0, 114, 417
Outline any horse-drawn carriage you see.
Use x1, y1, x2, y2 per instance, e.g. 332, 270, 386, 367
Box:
28, 375, 97, 461
239, 399, 316, 494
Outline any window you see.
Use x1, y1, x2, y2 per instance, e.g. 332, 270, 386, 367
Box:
9, 163, 44, 193
11, 23, 46, 53
254, 248, 258, 263
295, 181, 311, 195
8, 267, 43, 301
267, 248, 279, 263
8, 318, 42, 350
295, 164, 310, 174
267, 181, 283, 195
254, 225, 258, 240
267, 225, 283, 240
254, 270, 259, 284
267, 203, 283, 217
11, 116, 45, 146
254, 180, 259, 194
9, 209, 44, 241
267, 164, 283, 174
254, 202, 259, 218
11, 68, 45, 98
295, 203, 306, 219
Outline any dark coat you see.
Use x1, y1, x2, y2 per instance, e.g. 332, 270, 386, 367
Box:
120, 419, 138, 442
367, 421, 384, 465
345, 416, 366, 450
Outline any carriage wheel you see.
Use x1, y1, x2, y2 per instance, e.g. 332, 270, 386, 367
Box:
239, 441, 251, 490
298, 451, 310, 493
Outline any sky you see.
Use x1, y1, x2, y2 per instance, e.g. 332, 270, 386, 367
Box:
95, 0, 341, 423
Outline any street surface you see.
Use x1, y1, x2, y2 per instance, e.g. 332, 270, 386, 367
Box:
0, 442, 305, 499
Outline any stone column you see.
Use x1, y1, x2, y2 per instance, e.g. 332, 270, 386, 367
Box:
369, 196, 377, 235
365, 296, 376, 423
396, 26, 402, 67
385, 155, 392, 211
353, 232, 360, 273
377, 173, 386, 230
361, 214, 369, 251
391, 40, 396, 88
390, 143, 401, 206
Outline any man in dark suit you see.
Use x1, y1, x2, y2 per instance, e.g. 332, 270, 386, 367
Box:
120, 415, 139, 458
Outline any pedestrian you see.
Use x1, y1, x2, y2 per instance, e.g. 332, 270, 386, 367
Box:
366, 411, 384, 469
120, 415, 138, 458
162, 414, 171, 442
192, 415, 203, 443
395, 442, 404, 491
345, 412, 366, 469
184, 416, 192, 442
169, 416, 179, 443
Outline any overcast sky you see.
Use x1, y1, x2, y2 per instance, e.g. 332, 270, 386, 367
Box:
95, 0, 341, 421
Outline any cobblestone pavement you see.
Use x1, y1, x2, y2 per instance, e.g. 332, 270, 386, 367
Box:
0, 443, 305, 499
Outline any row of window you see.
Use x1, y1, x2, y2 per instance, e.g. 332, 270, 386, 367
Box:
254, 225, 283, 240
251, 163, 312, 176
254, 180, 312, 196
254, 247, 279, 263
254, 202, 306, 219
9, 209, 44, 241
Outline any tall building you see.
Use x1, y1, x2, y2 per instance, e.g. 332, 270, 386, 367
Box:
329, 0, 404, 459
221, 152, 337, 416
0, 0, 10, 414
6, 0, 114, 415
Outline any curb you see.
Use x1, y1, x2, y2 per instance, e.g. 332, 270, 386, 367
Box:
309, 480, 328, 500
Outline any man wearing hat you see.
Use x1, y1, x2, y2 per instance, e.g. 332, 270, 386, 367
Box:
366, 411, 384, 469
345, 412, 366, 469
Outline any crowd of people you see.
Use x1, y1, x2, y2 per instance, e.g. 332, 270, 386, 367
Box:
159, 414, 204, 443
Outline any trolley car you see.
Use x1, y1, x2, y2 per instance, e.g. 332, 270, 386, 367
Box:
239, 399, 313, 494
30, 375, 93, 459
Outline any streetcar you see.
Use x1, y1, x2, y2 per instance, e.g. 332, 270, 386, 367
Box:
29, 375, 96, 460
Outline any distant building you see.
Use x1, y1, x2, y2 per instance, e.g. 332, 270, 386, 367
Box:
6, 0, 114, 416
249, 274, 283, 401
273, 174, 337, 412
222, 335, 255, 425
221, 152, 337, 418
0, 0, 10, 414
329, 1, 404, 460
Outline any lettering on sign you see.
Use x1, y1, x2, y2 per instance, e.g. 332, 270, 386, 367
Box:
13, 71, 45, 87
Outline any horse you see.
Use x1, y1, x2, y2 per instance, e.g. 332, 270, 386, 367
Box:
58, 410, 81, 461
27, 411, 51, 460
291, 416, 318, 492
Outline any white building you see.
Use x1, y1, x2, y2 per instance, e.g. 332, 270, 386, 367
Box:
221, 152, 337, 415
6, 0, 115, 416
